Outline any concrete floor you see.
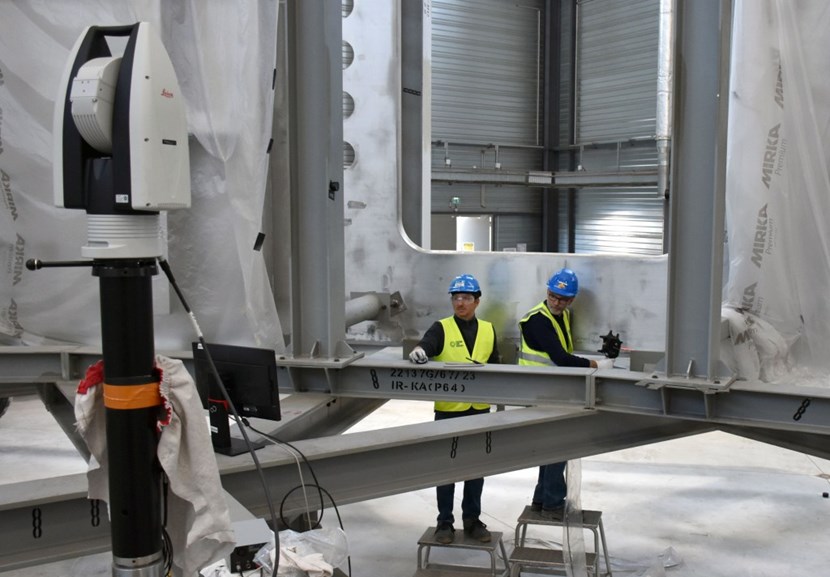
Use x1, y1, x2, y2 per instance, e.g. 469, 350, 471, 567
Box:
2, 394, 829, 576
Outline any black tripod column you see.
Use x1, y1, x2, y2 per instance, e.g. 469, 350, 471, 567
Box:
95, 259, 164, 576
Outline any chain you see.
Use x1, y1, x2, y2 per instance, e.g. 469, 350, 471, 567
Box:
485, 431, 492, 454
32, 507, 42, 539
90, 499, 101, 527
450, 436, 459, 459
793, 398, 811, 421
370, 369, 379, 390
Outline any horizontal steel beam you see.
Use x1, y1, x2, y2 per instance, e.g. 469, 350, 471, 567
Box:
280, 349, 830, 437
431, 169, 658, 188
3, 346, 829, 438
217, 408, 713, 518
0, 406, 709, 572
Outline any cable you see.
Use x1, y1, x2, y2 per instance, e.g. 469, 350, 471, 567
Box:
279, 483, 352, 577
243, 422, 351, 577
161, 474, 173, 576
268, 435, 314, 528
157, 257, 280, 577
242, 421, 326, 529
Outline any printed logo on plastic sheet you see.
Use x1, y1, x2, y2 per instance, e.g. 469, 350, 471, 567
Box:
761, 123, 784, 189
1, 298, 24, 339
741, 282, 759, 314
774, 63, 784, 109
1, 170, 16, 220
751, 204, 770, 268
11, 234, 24, 286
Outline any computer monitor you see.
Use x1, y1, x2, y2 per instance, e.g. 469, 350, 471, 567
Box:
192, 342, 281, 456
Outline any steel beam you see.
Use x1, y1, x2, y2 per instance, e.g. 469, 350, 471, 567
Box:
4, 346, 830, 438
220, 408, 712, 518
431, 169, 658, 188
664, 0, 732, 379
286, 0, 348, 363
721, 425, 830, 462
274, 349, 830, 437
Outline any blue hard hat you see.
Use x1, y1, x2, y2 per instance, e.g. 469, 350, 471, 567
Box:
448, 274, 481, 295
547, 268, 578, 297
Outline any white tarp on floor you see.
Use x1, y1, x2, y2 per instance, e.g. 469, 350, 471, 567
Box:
724, 0, 830, 379
0, 1, 284, 351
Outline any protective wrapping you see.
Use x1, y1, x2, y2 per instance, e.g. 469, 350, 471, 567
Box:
0, 1, 284, 351
724, 0, 830, 378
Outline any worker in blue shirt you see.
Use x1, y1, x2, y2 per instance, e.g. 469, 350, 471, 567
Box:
409, 273, 499, 544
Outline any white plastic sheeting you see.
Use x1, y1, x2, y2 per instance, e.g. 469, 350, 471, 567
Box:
724, 0, 830, 378
0, 1, 284, 351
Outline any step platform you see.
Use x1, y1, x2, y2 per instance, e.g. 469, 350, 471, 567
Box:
413, 526, 509, 577
508, 547, 597, 576
511, 506, 611, 577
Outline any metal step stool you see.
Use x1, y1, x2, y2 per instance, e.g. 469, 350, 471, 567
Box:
510, 506, 612, 577
508, 547, 597, 577
412, 526, 510, 577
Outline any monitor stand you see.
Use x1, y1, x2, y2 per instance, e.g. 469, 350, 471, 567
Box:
208, 399, 265, 456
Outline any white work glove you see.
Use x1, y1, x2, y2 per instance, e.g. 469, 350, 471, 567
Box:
409, 346, 428, 364
595, 358, 614, 369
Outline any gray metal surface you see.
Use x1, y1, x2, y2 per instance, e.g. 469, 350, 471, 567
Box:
664, 0, 731, 379
341, 0, 669, 354
287, 0, 348, 361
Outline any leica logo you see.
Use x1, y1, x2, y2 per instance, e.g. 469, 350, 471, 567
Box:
161, 88, 174, 98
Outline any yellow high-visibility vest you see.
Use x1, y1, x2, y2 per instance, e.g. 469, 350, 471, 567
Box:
517, 302, 571, 366
433, 316, 493, 412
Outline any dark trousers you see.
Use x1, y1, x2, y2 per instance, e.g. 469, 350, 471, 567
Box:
532, 461, 568, 510
435, 407, 489, 525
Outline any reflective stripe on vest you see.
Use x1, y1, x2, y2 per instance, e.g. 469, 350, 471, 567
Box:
433, 316, 493, 412
518, 302, 572, 367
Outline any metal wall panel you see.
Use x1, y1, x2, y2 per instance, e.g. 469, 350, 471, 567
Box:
431, 0, 546, 220
494, 214, 543, 252
565, 0, 664, 255
574, 188, 664, 255
576, 0, 659, 142
432, 0, 544, 144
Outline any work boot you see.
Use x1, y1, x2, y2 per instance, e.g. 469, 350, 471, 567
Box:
434, 522, 455, 544
463, 519, 491, 543
540, 504, 566, 520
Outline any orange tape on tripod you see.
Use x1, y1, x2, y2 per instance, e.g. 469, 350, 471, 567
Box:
103, 382, 162, 410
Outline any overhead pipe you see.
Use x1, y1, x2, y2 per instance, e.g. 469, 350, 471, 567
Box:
656, 0, 676, 200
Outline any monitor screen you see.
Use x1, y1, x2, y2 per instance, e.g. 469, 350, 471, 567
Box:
192, 342, 281, 455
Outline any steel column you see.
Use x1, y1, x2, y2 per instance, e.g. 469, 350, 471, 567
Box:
286, 0, 347, 362
664, 0, 732, 379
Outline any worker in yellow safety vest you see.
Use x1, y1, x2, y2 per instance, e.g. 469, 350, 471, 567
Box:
409, 273, 499, 545
518, 268, 612, 519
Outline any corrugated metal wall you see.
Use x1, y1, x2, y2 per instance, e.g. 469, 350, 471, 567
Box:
564, 0, 664, 255
430, 0, 546, 251
430, 0, 665, 256
576, 0, 659, 142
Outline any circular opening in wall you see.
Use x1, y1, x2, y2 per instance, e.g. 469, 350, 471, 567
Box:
343, 142, 355, 169
342, 0, 354, 18
343, 91, 355, 118
342, 41, 354, 70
